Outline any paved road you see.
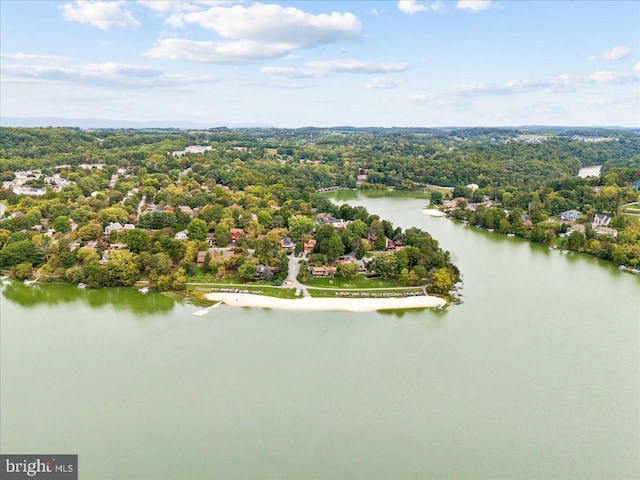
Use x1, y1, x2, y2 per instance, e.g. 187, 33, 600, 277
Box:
286, 253, 310, 297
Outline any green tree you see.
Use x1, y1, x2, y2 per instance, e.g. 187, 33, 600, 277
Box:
105, 250, 140, 286
52, 215, 71, 233
238, 258, 258, 282
214, 224, 231, 247
287, 215, 314, 241
370, 254, 398, 280
326, 233, 345, 262
428, 267, 454, 294
187, 218, 208, 241
337, 262, 359, 280
121, 229, 149, 254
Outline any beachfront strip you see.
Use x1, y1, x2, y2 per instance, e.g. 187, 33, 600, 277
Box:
205, 291, 446, 312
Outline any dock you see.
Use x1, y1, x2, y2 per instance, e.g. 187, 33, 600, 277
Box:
192, 301, 223, 317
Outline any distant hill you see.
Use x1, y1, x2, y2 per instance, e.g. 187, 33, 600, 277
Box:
0, 116, 272, 129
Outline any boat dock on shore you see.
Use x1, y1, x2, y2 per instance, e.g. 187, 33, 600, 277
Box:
192, 301, 223, 317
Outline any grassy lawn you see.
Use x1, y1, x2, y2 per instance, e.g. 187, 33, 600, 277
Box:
188, 282, 298, 299
305, 274, 407, 289
307, 288, 425, 298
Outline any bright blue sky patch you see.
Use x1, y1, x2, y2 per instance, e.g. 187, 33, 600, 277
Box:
1, 1, 638, 127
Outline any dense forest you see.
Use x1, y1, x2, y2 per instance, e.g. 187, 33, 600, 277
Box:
0, 127, 638, 293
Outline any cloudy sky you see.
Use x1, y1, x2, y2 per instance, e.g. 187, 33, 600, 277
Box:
1, 1, 638, 127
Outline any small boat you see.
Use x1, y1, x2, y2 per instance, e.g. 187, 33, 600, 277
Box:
138, 287, 149, 294
507, 233, 515, 237
77, 283, 87, 289
24, 279, 37, 285
548, 245, 558, 250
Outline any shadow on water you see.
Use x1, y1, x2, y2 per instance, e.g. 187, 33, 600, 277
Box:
377, 306, 449, 319
0, 281, 177, 316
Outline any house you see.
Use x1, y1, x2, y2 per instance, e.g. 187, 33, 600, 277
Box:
356, 174, 368, 183
206, 232, 216, 247
595, 226, 618, 238
385, 237, 396, 250
560, 210, 582, 222
566, 224, 586, 235
316, 213, 335, 224
255, 264, 278, 279
328, 218, 349, 229
312, 266, 337, 278
229, 228, 245, 245
592, 214, 611, 228
196, 249, 219, 267
163, 205, 175, 213
179, 205, 195, 217
281, 236, 296, 250
104, 222, 124, 235
303, 239, 316, 254
123, 224, 135, 231
175, 229, 188, 240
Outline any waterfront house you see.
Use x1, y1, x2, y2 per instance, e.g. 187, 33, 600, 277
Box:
196, 249, 219, 267
312, 266, 337, 278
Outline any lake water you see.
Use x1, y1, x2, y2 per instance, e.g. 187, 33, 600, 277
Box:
1, 193, 638, 480
577, 165, 602, 178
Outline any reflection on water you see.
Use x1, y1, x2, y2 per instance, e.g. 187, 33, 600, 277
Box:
0, 281, 177, 316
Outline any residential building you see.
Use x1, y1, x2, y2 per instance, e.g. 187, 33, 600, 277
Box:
560, 210, 582, 222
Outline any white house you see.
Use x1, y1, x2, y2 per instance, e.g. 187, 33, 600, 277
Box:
104, 222, 123, 235
175, 229, 189, 240
560, 210, 582, 222
592, 214, 611, 228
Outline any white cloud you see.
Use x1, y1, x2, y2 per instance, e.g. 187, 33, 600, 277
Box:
138, 1, 240, 13
456, 1, 492, 12
306, 59, 411, 74
365, 77, 406, 89
0, 53, 74, 63
634, 62, 640, 73
260, 66, 325, 79
61, 1, 140, 30
146, 4, 361, 64
1, 57, 223, 89
412, 68, 639, 104
185, 4, 360, 45
398, 1, 428, 14
3, 62, 161, 87
397, 1, 445, 14
144, 38, 292, 64
588, 45, 631, 61
586, 71, 636, 84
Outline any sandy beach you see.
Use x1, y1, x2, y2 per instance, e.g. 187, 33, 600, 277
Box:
204, 292, 446, 312
423, 208, 447, 217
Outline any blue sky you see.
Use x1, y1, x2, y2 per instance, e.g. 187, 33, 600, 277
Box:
1, 1, 638, 127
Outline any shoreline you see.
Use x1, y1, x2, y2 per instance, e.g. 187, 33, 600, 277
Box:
423, 208, 447, 217
204, 292, 446, 312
